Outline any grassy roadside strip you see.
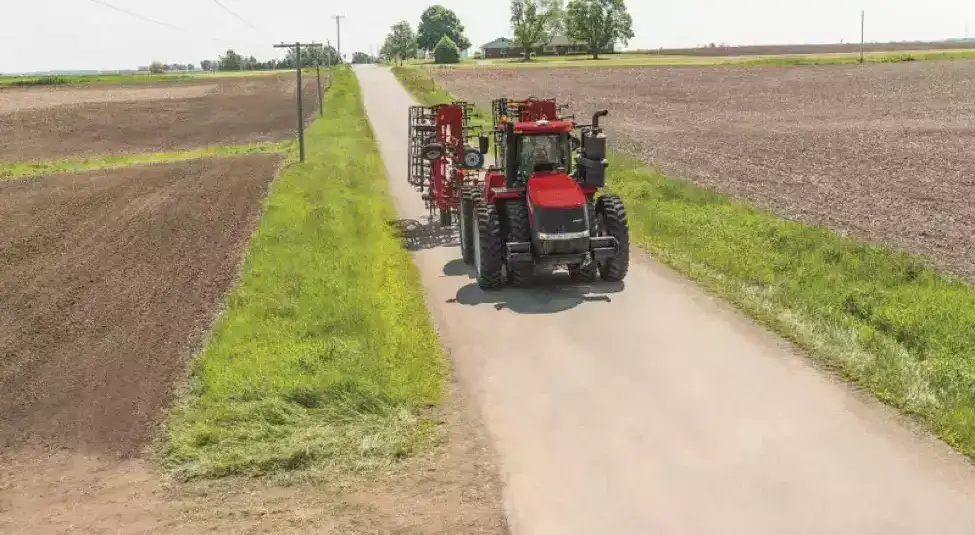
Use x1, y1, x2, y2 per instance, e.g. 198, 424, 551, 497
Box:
164, 67, 445, 481
391, 66, 975, 460
0, 141, 293, 180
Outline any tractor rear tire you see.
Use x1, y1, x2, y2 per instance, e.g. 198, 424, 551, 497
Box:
474, 202, 505, 290
569, 197, 599, 283
504, 200, 533, 287
596, 194, 630, 282
459, 187, 475, 264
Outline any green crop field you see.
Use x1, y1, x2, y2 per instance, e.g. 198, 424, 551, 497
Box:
164, 68, 446, 481
0, 69, 294, 88
392, 66, 975, 462
0, 141, 292, 180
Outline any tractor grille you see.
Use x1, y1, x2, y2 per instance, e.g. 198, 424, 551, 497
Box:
532, 205, 588, 239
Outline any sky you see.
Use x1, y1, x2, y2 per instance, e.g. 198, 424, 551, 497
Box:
2, 0, 974, 73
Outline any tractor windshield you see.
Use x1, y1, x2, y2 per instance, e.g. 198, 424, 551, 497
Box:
518, 134, 567, 180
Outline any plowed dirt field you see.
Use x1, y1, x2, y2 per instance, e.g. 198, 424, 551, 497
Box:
0, 155, 280, 456
0, 73, 318, 162
433, 60, 975, 280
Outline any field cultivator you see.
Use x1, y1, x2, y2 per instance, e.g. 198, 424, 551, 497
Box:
407, 102, 485, 225
407, 96, 630, 289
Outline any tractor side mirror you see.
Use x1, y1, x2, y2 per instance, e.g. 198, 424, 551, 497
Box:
569, 135, 581, 152
478, 134, 490, 155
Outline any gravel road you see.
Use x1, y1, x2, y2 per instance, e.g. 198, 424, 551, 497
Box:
355, 65, 975, 535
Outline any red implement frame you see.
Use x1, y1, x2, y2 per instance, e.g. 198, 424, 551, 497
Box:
430, 105, 464, 212
500, 98, 559, 123
407, 102, 478, 218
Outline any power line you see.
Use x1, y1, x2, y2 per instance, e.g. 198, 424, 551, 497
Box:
209, 0, 263, 34
85, 0, 245, 48
85, 0, 189, 33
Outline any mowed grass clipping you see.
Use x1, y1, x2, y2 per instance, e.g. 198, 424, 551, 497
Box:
165, 68, 445, 480
392, 68, 975, 460
0, 141, 292, 180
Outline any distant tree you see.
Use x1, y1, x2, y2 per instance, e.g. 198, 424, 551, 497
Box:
279, 45, 339, 69
200, 60, 214, 71
417, 5, 471, 53
510, 0, 564, 61
565, 0, 633, 59
383, 20, 419, 65
149, 61, 165, 74
352, 51, 373, 64
218, 49, 244, 70
186, 63, 195, 71
433, 35, 462, 64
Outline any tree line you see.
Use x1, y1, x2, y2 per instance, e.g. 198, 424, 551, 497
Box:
149, 45, 343, 74
380, 0, 634, 65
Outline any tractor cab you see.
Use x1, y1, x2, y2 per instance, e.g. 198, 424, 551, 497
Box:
506, 119, 575, 188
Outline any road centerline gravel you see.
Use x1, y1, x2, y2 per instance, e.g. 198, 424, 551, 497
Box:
355, 65, 975, 535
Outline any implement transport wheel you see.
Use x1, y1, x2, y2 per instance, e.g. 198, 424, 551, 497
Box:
459, 187, 475, 264
596, 194, 630, 282
569, 197, 599, 283
474, 202, 505, 290
504, 200, 534, 287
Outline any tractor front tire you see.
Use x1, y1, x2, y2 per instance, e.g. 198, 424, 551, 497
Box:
569, 197, 599, 283
474, 202, 505, 290
504, 200, 534, 287
597, 194, 630, 282
459, 187, 475, 264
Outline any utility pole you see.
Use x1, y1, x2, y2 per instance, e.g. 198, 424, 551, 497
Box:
333, 15, 346, 65
860, 10, 865, 64
326, 39, 333, 88
316, 55, 323, 117
274, 41, 324, 163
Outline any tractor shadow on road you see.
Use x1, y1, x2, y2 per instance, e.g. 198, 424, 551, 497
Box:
444, 259, 625, 315
388, 217, 458, 251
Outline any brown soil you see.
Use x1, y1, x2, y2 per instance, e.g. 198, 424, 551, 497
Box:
0, 73, 320, 162
0, 374, 508, 534
0, 83, 218, 113
0, 155, 281, 456
433, 60, 975, 280
645, 41, 975, 57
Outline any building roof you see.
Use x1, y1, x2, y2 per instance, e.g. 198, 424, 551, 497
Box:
481, 37, 514, 50
482, 35, 589, 50
547, 34, 586, 47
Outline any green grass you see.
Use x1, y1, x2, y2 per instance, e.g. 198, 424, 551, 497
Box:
427, 48, 975, 69
0, 141, 293, 180
164, 67, 446, 481
391, 67, 975, 461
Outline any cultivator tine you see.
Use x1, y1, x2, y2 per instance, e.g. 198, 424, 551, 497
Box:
408, 105, 436, 191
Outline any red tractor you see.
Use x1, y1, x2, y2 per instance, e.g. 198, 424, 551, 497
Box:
407, 97, 629, 290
